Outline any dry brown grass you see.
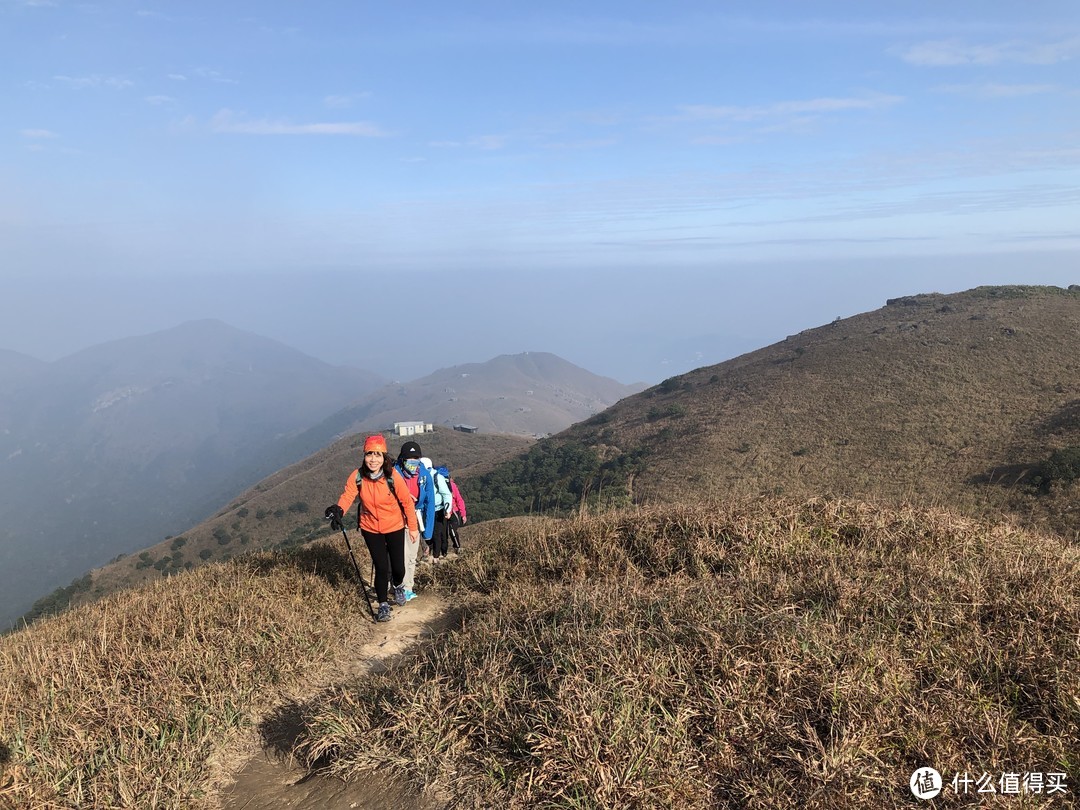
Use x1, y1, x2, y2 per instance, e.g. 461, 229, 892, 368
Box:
294, 500, 1080, 808
560, 285, 1080, 539
0, 541, 368, 809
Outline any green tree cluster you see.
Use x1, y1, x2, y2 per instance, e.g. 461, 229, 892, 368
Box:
1042, 446, 1080, 484
469, 440, 649, 521
16, 573, 93, 628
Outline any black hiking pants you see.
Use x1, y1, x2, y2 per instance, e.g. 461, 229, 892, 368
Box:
432, 511, 449, 558
362, 527, 405, 604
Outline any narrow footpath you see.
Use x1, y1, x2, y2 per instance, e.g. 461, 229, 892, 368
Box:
216, 591, 455, 810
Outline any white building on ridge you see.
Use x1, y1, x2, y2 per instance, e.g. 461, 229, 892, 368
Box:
393, 421, 434, 436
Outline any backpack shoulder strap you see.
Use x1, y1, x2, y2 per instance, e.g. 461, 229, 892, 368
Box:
385, 469, 407, 521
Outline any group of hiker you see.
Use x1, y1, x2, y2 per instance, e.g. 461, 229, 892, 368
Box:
324, 435, 467, 623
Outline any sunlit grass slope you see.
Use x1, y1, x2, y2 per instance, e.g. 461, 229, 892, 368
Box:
3, 499, 1078, 809
472, 285, 1080, 538
0, 542, 367, 809
296, 500, 1080, 809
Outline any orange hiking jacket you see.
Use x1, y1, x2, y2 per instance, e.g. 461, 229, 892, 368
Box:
336, 468, 419, 535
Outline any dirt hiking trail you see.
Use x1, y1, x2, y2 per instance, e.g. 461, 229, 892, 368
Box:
216, 590, 456, 810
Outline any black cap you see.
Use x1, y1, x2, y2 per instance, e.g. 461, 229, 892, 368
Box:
399, 440, 422, 459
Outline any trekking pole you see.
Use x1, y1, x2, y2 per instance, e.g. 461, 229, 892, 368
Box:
449, 518, 461, 552
332, 521, 378, 623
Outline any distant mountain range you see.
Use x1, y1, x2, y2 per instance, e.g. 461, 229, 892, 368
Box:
280, 351, 645, 452
0, 320, 384, 628
1, 324, 642, 628
0, 347, 46, 378
22, 284, 1080, 627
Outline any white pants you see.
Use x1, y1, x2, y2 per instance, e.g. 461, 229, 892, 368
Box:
403, 529, 420, 590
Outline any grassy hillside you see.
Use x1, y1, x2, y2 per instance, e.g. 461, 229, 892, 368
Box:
5, 283, 1080, 809
471, 285, 1080, 537
295, 500, 1080, 808
0, 543, 368, 808
19, 427, 531, 623
4, 499, 1077, 808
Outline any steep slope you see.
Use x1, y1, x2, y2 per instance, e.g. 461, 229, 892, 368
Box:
473, 285, 1080, 536
0, 320, 384, 629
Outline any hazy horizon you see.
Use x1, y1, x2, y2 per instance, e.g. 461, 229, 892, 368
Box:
3, 258, 1078, 385
3, 1, 1078, 384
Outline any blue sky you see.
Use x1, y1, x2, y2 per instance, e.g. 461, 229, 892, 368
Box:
3, 1, 1079, 383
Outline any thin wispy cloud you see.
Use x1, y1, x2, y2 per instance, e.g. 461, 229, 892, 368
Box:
900, 36, 1080, 66
144, 95, 175, 105
991, 230, 1080, 244
542, 138, 618, 151
323, 93, 372, 109
677, 93, 903, 123
430, 134, 508, 150
598, 234, 938, 251
167, 73, 187, 81
210, 109, 387, 136
398, 15, 1058, 51
721, 184, 1080, 229
192, 68, 238, 85
54, 75, 134, 90
20, 129, 58, 139
936, 83, 1059, 99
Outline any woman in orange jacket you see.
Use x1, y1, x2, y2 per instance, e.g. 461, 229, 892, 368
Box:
325, 434, 419, 622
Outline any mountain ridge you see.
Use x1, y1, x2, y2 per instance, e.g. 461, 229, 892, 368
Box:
471, 284, 1080, 538
332, 350, 644, 437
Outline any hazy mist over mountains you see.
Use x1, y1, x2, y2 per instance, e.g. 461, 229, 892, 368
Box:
0, 321, 640, 628
288, 351, 645, 448
0, 321, 382, 627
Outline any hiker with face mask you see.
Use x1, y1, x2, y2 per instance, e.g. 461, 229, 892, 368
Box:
324, 434, 419, 623
394, 440, 435, 596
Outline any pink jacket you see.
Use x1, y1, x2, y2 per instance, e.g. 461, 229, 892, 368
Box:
450, 479, 467, 523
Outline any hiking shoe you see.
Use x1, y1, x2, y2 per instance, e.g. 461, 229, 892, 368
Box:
403, 588, 418, 602
376, 603, 392, 622
393, 585, 407, 607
